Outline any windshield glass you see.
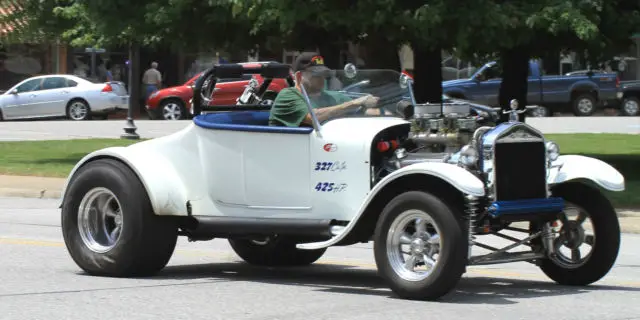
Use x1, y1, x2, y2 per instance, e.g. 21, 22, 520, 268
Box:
298, 68, 412, 123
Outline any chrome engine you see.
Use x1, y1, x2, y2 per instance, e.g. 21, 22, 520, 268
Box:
384, 100, 491, 170
408, 101, 481, 153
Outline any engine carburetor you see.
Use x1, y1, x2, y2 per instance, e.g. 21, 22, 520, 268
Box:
408, 101, 478, 153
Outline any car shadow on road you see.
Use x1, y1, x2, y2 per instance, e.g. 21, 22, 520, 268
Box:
139, 261, 640, 304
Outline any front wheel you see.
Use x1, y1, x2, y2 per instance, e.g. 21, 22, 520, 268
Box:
620, 96, 639, 116
536, 182, 620, 286
61, 159, 178, 277
373, 191, 467, 301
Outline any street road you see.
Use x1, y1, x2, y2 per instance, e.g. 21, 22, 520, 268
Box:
0, 197, 639, 320
0, 116, 638, 141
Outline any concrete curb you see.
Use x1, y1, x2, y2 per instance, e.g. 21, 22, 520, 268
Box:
0, 188, 62, 200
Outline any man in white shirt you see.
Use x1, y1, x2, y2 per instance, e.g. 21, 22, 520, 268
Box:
142, 61, 162, 100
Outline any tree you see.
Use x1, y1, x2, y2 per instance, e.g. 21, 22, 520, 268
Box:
1, 0, 263, 52
231, 0, 458, 104
450, 0, 640, 122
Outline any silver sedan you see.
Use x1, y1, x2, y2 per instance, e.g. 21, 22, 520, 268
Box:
0, 74, 129, 121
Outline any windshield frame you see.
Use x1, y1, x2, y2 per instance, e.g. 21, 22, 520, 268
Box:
297, 67, 414, 132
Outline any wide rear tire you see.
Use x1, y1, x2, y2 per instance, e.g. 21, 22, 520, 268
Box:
61, 159, 178, 277
373, 191, 467, 301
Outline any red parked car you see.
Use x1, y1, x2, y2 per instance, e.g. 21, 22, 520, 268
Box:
145, 62, 289, 120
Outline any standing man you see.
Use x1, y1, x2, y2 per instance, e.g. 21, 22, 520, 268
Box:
142, 61, 162, 100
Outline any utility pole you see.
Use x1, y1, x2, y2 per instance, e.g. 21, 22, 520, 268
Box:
121, 41, 140, 139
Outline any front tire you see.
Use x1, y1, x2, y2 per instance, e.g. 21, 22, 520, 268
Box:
229, 236, 326, 266
61, 159, 178, 277
537, 182, 620, 286
373, 191, 467, 301
159, 99, 187, 120
620, 96, 639, 116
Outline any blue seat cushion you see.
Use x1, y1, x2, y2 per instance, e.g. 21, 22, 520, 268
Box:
193, 111, 313, 134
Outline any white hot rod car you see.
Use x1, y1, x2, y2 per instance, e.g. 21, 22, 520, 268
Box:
59, 62, 625, 301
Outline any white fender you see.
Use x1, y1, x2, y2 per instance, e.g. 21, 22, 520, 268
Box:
548, 155, 625, 192
59, 145, 191, 217
297, 162, 485, 249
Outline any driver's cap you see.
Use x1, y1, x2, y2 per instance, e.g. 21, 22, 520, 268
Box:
293, 52, 330, 73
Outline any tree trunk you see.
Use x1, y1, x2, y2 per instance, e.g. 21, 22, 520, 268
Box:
317, 39, 343, 69
412, 44, 442, 104
498, 45, 531, 123
362, 36, 401, 70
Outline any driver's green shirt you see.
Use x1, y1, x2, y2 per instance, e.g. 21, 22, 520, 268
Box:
268, 87, 352, 127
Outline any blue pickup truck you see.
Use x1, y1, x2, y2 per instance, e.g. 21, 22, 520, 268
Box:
442, 60, 623, 116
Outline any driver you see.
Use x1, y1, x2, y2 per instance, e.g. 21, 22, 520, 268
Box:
268, 52, 380, 127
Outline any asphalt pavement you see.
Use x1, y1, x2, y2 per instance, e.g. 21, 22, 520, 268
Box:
0, 116, 638, 141
0, 196, 639, 320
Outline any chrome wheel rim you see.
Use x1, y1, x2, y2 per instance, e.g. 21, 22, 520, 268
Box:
532, 106, 547, 117
77, 187, 124, 253
623, 100, 639, 116
162, 103, 182, 120
387, 209, 442, 282
548, 202, 595, 269
69, 102, 88, 120
577, 98, 594, 114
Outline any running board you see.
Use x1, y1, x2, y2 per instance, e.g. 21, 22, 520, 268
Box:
182, 216, 335, 239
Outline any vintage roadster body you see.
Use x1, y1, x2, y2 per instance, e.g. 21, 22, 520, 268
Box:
59, 62, 624, 301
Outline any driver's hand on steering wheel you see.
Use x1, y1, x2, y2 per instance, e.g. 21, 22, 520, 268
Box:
354, 94, 379, 108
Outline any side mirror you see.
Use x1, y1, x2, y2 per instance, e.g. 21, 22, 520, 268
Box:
344, 63, 357, 79
399, 74, 412, 89
9, 89, 18, 95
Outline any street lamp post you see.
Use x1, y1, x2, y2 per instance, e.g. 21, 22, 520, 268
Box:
121, 42, 140, 140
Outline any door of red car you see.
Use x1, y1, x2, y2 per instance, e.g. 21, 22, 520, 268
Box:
209, 75, 254, 105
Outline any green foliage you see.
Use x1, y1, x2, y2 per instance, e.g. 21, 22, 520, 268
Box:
1, 0, 259, 52
451, 0, 640, 65
2, 0, 638, 67
0, 0, 76, 44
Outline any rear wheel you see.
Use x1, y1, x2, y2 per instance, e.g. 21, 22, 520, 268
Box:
373, 191, 467, 301
536, 183, 620, 286
229, 235, 326, 266
571, 93, 597, 116
67, 99, 91, 120
61, 159, 178, 277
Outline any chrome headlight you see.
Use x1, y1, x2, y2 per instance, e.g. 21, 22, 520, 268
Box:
458, 145, 479, 167
545, 141, 559, 161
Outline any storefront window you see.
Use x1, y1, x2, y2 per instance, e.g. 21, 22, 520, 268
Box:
67, 47, 128, 83
0, 43, 50, 90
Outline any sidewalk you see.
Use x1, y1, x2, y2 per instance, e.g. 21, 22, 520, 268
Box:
2, 174, 640, 233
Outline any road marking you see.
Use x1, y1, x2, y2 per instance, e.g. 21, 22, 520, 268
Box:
2, 236, 639, 288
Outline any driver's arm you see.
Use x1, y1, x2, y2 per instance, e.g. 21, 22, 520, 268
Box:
269, 88, 362, 127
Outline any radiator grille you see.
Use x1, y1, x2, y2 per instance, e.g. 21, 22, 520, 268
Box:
493, 141, 547, 201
